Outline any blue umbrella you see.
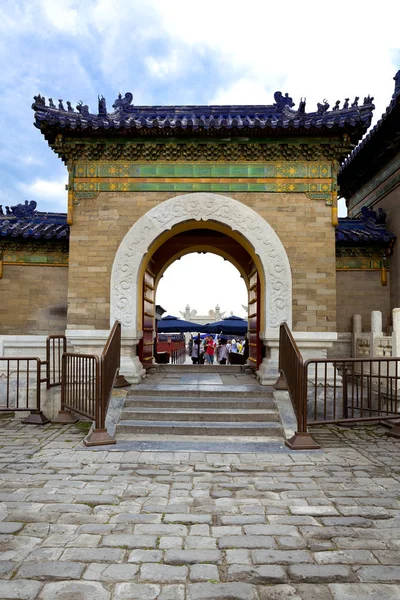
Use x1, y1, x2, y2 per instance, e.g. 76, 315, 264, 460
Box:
204, 315, 248, 335
157, 315, 205, 333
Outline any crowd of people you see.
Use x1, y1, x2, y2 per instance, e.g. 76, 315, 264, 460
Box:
188, 334, 248, 365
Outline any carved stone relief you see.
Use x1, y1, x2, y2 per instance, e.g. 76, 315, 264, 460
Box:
110, 193, 292, 339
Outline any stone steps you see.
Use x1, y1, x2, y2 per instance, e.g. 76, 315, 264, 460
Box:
120, 408, 280, 422
116, 420, 283, 437
124, 396, 275, 409
115, 377, 284, 443
151, 364, 245, 374
126, 384, 268, 398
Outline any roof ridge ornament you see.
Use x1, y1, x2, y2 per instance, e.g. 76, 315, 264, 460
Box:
112, 92, 134, 112
273, 91, 295, 110
2, 201, 38, 219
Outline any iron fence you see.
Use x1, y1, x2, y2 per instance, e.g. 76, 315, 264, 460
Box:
276, 322, 400, 449
171, 347, 186, 364
0, 357, 49, 424
46, 335, 67, 388
56, 321, 122, 446
305, 357, 400, 426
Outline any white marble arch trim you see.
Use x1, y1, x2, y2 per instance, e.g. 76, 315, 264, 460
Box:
110, 192, 292, 338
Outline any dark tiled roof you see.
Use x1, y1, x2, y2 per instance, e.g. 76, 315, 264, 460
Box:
339, 71, 400, 198
0, 202, 68, 241
32, 91, 375, 143
336, 214, 395, 245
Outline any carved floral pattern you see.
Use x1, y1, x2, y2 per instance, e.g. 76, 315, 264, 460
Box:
110, 193, 292, 337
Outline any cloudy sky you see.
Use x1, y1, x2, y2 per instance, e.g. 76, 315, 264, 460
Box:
0, 0, 399, 317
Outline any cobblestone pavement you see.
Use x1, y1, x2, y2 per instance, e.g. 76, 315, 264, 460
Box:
1, 418, 400, 599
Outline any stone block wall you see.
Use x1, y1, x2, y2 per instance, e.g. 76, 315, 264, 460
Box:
0, 266, 68, 334
67, 190, 336, 333
336, 270, 391, 333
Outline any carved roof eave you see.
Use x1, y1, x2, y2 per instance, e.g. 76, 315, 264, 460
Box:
32, 91, 375, 164
39, 136, 357, 165
339, 76, 400, 198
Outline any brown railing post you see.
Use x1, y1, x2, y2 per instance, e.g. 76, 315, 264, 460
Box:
22, 358, 50, 425
52, 353, 79, 424
285, 359, 320, 450
83, 322, 121, 446
274, 325, 288, 390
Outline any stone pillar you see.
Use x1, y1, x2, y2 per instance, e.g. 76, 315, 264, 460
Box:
215, 304, 221, 321
371, 310, 383, 358
392, 308, 400, 357
352, 314, 362, 357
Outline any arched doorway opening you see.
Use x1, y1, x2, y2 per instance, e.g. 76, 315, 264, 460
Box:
139, 228, 260, 367
110, 193, 292, 381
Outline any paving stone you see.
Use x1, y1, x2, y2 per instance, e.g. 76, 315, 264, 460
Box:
165, 549, 222, 564
128, 550, 163, 563
135, 524, 187, 536
314, 550, 378, 564
257, 585, 302, 599
320, 517, 373, 527
0, 580, 42, 599
159, 536, 183, 549
188, 582, 258, 600
140, 563, 188, 582
289, 564, 356, 582
372, 551, 400, 565
219, 536, 276, 549
251, 549, 313, 564
357, 566, 400, 582
329, 583, 400, 599
289, 506, 339, 516
190, 564, 220, 582
39, 580, 111, 599
83, 563, 140, 581
189, 525, 210, 536
295, 583, 336, 599
101, 534, 157, 548
276, 536, 307, 550
218, 516, 265, 525
164, 514, 212, 524
17, 561, 84, 580
110, 514, 161, 524
62, 548, 124, 562
158, 584, 185, 600
212, 526, 242, 537
0, 561, 18, 577
185, 536, 217, 549
76, 524, 114, 534
243, 525, 300, 536
0, 523, 24, 534
227, 564, 287, 584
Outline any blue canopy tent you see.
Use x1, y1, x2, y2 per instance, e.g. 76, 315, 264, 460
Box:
156, 315, 205, 333
203, 315, 248, 335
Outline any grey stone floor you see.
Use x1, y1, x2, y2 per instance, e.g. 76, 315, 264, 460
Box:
1, 417, 400, 599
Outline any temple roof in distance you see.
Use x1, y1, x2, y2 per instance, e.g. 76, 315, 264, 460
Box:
0, 202, 394, 248
0, 201, 68, 241
32, 90, 375, 145
336, 208, 396, 246
339, 71, 400, 198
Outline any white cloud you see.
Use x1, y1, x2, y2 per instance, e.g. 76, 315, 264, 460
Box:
18, 177, 68, 212
157, 254, 248, 318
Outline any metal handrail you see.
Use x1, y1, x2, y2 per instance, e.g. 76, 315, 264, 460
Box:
46, 335, 67, 388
